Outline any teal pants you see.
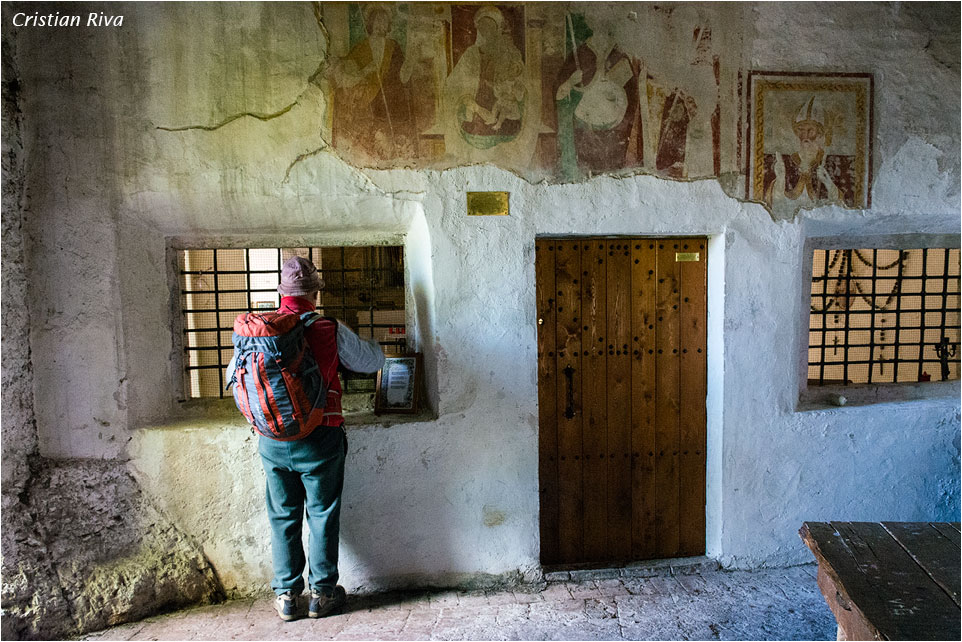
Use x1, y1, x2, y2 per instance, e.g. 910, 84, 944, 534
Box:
258, 425, 346, 596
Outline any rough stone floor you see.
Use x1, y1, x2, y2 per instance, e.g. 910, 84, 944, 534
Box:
82, 564, 835, 641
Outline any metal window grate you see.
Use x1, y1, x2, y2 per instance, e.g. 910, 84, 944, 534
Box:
808, 248, 960, 386
179, 246, 406, 399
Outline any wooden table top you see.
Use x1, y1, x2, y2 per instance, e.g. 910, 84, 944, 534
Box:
800, 521, 961, 641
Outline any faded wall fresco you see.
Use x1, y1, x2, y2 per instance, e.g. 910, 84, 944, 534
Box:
748, 72, 873, 220
315, 2, 743, 183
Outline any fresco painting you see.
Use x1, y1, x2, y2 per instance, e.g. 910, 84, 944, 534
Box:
327, 5, 415, 163
661, 8, 721, 179
446, 5, 527, 149
749, 72, 873, 218
320, 1, 876, 204
555, 13, 640, 181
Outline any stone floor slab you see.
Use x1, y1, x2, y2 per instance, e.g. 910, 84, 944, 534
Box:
82, 565, 835, 641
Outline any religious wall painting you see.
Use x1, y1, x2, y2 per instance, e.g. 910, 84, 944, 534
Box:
314, 2, 738, 184
549, 6, 727, 183
748, 72, 873, 219
403, 4, 449, 155
324, 3, 437, 165
555, 12, 641, 181
654, 7, 722, 180
647, 85, 695, 179
445, 4, 527, 150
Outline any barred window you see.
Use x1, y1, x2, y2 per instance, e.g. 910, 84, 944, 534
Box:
178, 246, 405, 399
808, 248, 960, 386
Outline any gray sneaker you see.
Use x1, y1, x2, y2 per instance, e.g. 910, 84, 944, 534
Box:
275, 591, 299, 621
308, 585, 346, 618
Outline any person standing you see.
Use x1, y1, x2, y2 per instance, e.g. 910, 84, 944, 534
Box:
262, 256, 385, 620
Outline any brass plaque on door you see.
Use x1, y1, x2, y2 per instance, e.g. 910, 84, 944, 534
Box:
676, 252, 700, 262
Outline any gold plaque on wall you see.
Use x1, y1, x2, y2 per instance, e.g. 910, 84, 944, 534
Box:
467, 191, 510, 216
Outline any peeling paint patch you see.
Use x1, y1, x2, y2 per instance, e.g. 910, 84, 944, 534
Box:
482, 505, 506, 527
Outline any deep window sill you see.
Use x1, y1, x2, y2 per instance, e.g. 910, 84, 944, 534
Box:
797, 379, 960, 411
168, 393, 435, 429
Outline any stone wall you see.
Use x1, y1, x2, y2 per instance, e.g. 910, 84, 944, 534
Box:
1, 5, 222, 639
2, 2, 960, 637
1, 459, 223, 640
1, 1, 35, 514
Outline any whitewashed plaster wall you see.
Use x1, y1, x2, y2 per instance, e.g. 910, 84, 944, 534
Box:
8, 1, 960, 600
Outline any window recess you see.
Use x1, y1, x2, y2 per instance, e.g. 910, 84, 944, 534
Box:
807, 247, 960, 387
178, 246, 406, 399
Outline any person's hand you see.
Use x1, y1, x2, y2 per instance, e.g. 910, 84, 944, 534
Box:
816, 165, 832, 186
330, 59, 362, 88
462, 98, 480, 119
817, 165, 841, 201
556, 69, 583, 100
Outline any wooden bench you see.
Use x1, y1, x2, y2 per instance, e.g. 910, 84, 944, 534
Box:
800, 521, 961, 641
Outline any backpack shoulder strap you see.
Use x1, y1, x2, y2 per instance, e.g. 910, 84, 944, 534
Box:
300, 313, 338, 329
300, 314, 339, 353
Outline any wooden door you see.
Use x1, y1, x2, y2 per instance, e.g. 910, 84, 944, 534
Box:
537, 237, 707, 565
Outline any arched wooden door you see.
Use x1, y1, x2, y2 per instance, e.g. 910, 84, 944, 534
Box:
536, 237, 707, 565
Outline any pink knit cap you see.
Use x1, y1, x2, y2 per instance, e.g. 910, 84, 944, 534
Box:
277, 256, 324, 296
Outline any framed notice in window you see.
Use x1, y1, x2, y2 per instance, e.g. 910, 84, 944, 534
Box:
374, 354, 421, 414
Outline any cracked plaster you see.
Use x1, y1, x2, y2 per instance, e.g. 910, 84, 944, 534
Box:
2, 2, 960, 638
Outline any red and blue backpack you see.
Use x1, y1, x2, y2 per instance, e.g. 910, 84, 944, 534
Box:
226, 312, 329, 440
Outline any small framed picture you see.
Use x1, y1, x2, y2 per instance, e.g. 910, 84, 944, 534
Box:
374, 354, 422, 415
747, 71, 873, 219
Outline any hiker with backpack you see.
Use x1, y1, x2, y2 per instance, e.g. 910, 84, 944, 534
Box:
228, 256, 385, 621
